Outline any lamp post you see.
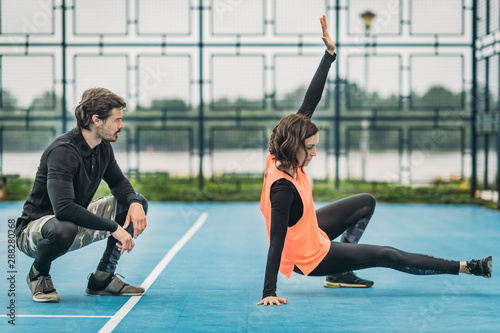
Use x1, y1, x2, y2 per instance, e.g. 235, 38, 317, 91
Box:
360, 11, 375, 182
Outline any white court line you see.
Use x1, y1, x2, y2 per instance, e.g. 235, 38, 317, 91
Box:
98, 212, 209, 333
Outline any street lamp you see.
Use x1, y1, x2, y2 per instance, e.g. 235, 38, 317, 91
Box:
359, 10, 375, 182
361, 11, 376, 31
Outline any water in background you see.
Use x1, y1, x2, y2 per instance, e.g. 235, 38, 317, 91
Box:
2, 150, 484, 185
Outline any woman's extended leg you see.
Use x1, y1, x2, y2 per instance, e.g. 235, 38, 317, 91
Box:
308, 242, 460, 276
296, 241, 491, 280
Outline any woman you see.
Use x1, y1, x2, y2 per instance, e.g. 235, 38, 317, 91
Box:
258, 15, 492, 307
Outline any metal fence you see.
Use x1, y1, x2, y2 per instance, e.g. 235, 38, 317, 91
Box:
0, 0, 497, 198
475, 0, 500, 205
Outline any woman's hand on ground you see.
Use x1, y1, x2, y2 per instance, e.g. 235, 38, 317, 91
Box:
257, 296, 288, 306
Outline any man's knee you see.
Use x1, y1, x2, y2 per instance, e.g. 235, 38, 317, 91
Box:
42, 218, 78, 248
136, 193, 148, 215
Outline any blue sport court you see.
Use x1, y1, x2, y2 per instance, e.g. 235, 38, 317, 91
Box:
1, 201, 499, 332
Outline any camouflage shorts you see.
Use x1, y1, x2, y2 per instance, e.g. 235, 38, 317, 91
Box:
17, 195, 118, 259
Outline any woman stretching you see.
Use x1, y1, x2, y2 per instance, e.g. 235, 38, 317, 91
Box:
258, 15, 492, 307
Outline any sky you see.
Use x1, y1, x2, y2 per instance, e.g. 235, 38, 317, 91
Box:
0, 0, 479, 111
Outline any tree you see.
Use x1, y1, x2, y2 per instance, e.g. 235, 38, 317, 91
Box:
1, 89, 18, 111
277, 86, 307, 109
413, 85, 462, 109
151, 98, 187, 111
212, 97, 232, 110
30, 91, 57, 110
345, 81, 368, 109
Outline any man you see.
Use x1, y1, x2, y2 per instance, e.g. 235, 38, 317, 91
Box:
16, 88, 148, 303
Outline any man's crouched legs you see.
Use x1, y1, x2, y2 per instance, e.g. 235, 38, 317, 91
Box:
85, 193, 148, 296
24, 217, 78, 303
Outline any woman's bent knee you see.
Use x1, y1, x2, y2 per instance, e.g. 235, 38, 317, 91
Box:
359, 193, 376, 210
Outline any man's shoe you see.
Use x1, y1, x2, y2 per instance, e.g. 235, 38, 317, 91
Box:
466, 256, 492, 278
26, 272, 60, 303
85, 273, 145, 296
324, 271, 374, 288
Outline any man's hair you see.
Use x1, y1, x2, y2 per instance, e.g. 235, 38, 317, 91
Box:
74, 88, 126, 130
268, 113, 319, 172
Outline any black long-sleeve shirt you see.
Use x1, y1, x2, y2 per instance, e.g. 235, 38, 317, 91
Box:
16, 128, 139, 237
263, 51, 336, 299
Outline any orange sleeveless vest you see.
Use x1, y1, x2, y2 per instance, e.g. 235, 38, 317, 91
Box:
260, 154, 330, 278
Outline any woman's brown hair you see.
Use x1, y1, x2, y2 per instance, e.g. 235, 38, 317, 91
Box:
74, 88, 126, 130
269, 114, 319, 172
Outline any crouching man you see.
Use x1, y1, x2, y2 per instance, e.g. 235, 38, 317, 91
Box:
16, 88, 148, 303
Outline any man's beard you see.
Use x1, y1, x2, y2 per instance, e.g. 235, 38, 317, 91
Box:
97, 127, 120, 142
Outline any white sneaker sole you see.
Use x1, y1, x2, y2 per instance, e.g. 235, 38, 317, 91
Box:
323, 281, 370, 288
32, 293, 60, 303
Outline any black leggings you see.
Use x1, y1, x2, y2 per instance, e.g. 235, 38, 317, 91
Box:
294, 194, 460, 276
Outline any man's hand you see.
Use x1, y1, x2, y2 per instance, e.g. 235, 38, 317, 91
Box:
320, 15, 336, 55
123, 202, 147, 238
257, 296, 288, 307
111, 225, 135, 254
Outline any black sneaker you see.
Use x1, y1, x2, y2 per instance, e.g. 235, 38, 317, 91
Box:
324, 271, 374, 288
85, 272, 145, 296
466, 256, 492, 278
26, 270, 60, 303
